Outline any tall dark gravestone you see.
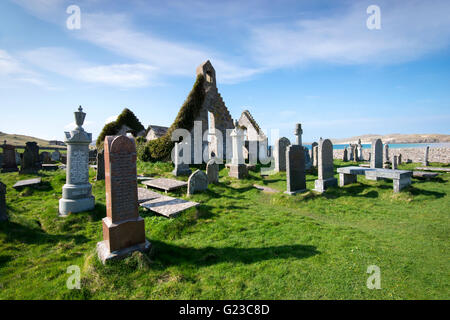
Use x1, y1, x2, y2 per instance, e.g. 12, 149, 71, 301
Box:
20, 142, 41, 174
97, 135, 150, 263
1, 144, 18, 173
96, 149, 105, 181
285, 123, 306, 195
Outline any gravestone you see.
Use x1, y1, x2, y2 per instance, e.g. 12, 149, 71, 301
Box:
40, 152, 51, 164
0, 181, 7, 221
89, 149, 97, 164
357, 140, 363, 161
20, 142, 41, 174
274, 137, 290, 172
228, 120, 248, 179
343, 148, 348, 162
384, 144, 390, 162
0, 153, 3, 170
97, 135, 150, 263
398, 154, 402, 164
370, 139, 383, 169
206, 159, 219, 184
304, 149, 312, 170
1, 144, 18, 172
187, 170, 208, 195
423, 146, 429, 166
352, 144, 358, 162
392, 155, 398, 170
285, 145, 307, 195
96, 149, 105, 181
61, 154, 67, 164
312, 145, 318, 167
51, 150, 61, 162
172, 142, 192, 176
59, 107, 95, 216
311, 142, 318, 167
285, 124, 307, 195
314, 138, 337, 193
15, 152, 21, 166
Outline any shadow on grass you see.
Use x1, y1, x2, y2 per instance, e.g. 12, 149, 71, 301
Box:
0, 254, 12, 268
150, 240, 320, 267
407, 186, 446, 199
325, 184, 379, 199
413, 177, 446, 184
0, 221, 88, 245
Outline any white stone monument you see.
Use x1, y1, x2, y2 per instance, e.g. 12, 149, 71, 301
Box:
228, 120, 247, 179
59, 106, 95, 216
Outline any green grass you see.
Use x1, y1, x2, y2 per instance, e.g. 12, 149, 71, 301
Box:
0, 160, 449, 299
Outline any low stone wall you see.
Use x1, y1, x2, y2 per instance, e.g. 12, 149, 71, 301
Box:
333, 147, 450, 164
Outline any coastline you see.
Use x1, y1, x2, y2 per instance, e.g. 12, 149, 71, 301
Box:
332, 146, 450, 164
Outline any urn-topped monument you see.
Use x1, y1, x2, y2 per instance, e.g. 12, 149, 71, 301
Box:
59, 106, 95, 216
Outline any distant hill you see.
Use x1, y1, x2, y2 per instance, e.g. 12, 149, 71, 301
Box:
330, 134, 450, 144
0, 132, 65, 149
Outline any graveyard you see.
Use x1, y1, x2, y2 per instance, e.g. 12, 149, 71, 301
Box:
0, 152, 449, 299
0, 59, 449, 300
1, 1, 450, 304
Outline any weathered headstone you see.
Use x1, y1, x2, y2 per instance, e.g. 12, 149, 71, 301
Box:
59, 106, 95, 216
384, 144, 390, 162
1, 144, 18, 172
311, 142, 318, 167
89, 149, 97, 164
187, 169, 208, 195
20, 142, 41, 174
304, 148, 312, 170
313, 138, 337, 193
228, 120, 248, 179
392, 155, 398, 170
0, 153, 3, 170
352, 144, 358, 162
423, 146, 430, 166
97, 135, 150, 263
40, 152, 51, 164
370, 139, 383, 169
206, 159, 219, 184
15, 152, 21, 166
357, 139, 364, 161
398, 154, 402, 164
172, 142, 192, 176
285, 124, 307, 195
0, 181, 7, 222
343, 148, 348, 162
51, 150, 61, 162
96, 149, 105, 181
285, 145, 306, 195
274, 137, 290, 172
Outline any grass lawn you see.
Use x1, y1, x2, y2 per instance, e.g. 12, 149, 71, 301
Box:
0, 160, 449, 299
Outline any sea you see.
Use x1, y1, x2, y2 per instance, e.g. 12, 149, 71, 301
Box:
302, 142, 450, 150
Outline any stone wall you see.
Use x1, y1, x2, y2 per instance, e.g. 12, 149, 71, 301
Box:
333, 147, 450, 163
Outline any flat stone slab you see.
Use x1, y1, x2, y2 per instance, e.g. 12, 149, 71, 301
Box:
13, 178, 42, 189
413, 171, 439, 179
253, 184, 279, 193
337, 166, 373, 175
137, 175, 154, 182
140, 196, 199, 218
415, 167, 450, 173
137, 187, 162, 204
359, 163, 370, 168
365, 168, 412, 180
42, 164, 59, 171
142, 178, 187, 192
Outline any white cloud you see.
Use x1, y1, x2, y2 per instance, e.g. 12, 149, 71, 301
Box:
248, 1, 450, 68
0, 49, 49, 88
21, 47, 159, 88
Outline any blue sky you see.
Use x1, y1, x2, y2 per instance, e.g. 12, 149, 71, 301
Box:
0, 0, 449, 143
